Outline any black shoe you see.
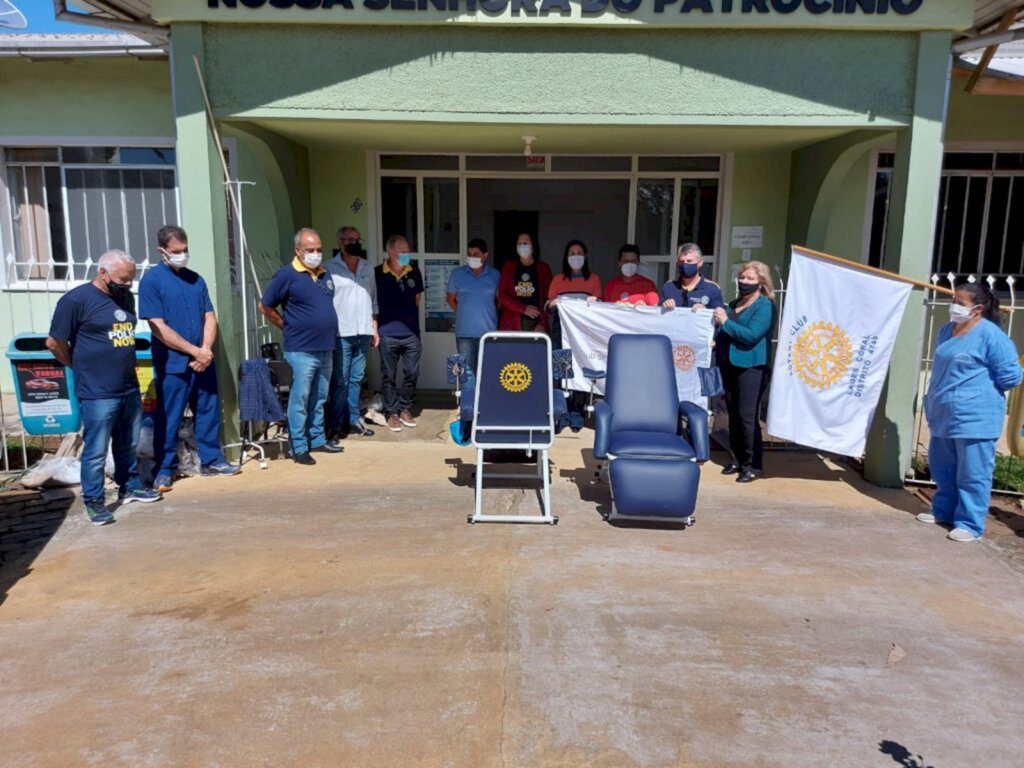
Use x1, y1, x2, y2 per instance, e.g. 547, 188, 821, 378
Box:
721, 463, 740, 476
348, 421, 375, 437
312, 442, 344, 454
293, 452, 316, 465
736, 470, 759, 483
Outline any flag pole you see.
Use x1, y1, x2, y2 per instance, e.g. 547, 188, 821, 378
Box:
792, 245, 955, 296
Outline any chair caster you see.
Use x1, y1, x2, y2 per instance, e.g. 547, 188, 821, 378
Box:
259, 461, 268, 470
552, 517, 559, 525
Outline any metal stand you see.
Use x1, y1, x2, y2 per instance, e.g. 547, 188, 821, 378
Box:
469, 445, 556, 525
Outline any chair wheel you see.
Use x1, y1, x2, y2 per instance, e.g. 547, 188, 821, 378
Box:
259, 462, 268, 470
467, 515, 474, 524
552, 517, 559, 525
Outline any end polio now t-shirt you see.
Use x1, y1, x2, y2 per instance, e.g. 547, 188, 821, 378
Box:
48, 283, 139, 400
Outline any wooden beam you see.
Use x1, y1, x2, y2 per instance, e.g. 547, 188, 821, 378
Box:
965, 7, 1020, 94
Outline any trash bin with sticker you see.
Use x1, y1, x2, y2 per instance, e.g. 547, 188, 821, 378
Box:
6, 333, 81, 435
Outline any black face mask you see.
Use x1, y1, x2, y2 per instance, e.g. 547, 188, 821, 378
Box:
343, 242, 366, 259
678, 263, 700, 280
737, 281, 759, 296
107, 278, 132, 300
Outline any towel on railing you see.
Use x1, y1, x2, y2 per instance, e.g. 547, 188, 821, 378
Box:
239, 358, 285, 423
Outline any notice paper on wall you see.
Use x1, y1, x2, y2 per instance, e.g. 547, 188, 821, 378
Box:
731, 226, 763, 249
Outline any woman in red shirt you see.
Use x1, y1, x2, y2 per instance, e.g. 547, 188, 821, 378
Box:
546, 240, 602, 309
498, 232, 552, 333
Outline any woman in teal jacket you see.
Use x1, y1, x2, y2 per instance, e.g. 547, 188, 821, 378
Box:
713, 261, 778, 483
919, 282, 1021, 542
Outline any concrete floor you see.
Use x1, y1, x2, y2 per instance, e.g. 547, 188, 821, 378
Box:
2, 414, 1024, 768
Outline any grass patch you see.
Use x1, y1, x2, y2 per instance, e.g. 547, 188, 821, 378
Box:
3, 437, 44, 471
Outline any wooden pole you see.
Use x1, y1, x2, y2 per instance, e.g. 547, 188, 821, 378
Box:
965, 8, 1019, 95
791, 245, 955, 296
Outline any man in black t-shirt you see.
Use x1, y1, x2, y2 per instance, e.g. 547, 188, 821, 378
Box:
47, 250, 162, 526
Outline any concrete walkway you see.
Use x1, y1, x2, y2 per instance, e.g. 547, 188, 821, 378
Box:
2, 421, 1023, 767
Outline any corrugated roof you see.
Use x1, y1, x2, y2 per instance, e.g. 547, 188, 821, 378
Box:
0, 31, 165, 57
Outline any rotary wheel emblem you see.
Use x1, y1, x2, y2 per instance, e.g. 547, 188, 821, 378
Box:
673, 345, 696, 372
499, 362, 532, 393
792, 321, 853, 390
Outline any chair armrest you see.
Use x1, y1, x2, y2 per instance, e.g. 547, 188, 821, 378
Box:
593, 399, 613, 459
582, 368, 606, 381
679, 400, 709, 463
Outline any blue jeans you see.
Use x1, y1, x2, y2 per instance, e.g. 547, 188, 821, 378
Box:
80, 392, 142, 505
284, 350, 331, 455
153, 364, 225, 474
929, 436, 997, 537
329, 335, 371, 432
378, 335, 422, 416
456, 337, 481, 401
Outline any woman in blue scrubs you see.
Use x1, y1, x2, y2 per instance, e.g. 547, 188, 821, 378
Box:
920, 283, 1022, 542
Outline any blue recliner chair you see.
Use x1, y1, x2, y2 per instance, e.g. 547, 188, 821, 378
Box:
593, 334, 701, 525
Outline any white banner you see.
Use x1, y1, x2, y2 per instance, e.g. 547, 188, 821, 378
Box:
556, 298, 714, 403
766, 248, 912, 457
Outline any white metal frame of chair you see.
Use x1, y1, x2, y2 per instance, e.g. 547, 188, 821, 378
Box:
469, 332, 557, 525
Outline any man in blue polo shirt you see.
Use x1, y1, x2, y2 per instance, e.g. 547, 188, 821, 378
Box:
46, 249, 162, 526
446, 237, 500, 398
374, 235, 424, 433
258, 228, 342, 465
139, 225, 240, 493
661, 242, 724, 312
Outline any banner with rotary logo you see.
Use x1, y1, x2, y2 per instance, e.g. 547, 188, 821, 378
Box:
556, 298, 715, 404
766, 247, 912, 457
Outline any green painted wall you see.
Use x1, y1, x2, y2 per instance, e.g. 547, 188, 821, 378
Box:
945, 86, 1024, 143
202, 26, 918, 127
0, 58, 172, 138
309, 148, 370, 251
723, 151, 792, 283
822, 151, 873, 262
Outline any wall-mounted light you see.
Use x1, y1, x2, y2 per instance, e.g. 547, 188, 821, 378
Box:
522, 135, 537, 157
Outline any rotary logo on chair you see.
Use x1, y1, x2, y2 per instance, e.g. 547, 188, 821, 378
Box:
499, 362, 532, 393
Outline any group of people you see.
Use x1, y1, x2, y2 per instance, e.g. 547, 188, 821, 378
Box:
42, 220, 1023, 543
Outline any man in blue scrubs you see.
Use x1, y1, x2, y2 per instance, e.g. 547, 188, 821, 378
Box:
140, 226, 240, 492
446, 237, 500, 398
259, 228, 342, 465
47, 249, 162, 525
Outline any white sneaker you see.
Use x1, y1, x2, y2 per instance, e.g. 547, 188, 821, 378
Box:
947, 527, 979, 542
916, 512, 937, 524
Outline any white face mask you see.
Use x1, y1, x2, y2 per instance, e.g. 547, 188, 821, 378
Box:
467, 256, 483, 270
568, 255, 586, 271
517, 244, 533, 260
620, 262, 638, 278
164, 251, 189, 269
302, 252, 323, 270
949, 303, 976, 324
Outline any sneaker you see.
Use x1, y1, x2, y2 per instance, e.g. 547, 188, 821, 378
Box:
200, 461, 241, 476
916, 512, 936, 524
948, 527, 979, 542
85, 502, 115, 526
399, 411, 417, 428
387, 415, 403, 432
349, 421, 375, 437
118, 487, 162, 504
293, 452, 316, 466
153, 471, 174, 493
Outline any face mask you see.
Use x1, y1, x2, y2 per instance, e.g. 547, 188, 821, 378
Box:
568, 255, 585, 271
302, 252, 323, 270
738, 281, 759, 296
343, 242, 366, 259
106, 276, 131, 299
678, 262, 700, 280
467, 256, 483, 270
621, 262, 639, 278
949, 303, 975, 324
397, 253, 412, 268
164, 250, 189, 269
517, 244, 533, 260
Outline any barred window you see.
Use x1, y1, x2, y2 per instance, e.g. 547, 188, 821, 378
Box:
3, 146, 178, 285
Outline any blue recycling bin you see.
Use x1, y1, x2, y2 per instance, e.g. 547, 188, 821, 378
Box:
6, 333, 80, 435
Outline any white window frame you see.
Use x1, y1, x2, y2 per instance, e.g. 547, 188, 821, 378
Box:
0, 137, 178, 292
372, 152, 727, 283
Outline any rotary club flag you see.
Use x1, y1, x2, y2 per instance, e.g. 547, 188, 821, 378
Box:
766, 247, 913, 457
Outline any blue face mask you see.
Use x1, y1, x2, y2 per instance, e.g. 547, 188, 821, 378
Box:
678, 262, 700, 280
397, 253, 411, 268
